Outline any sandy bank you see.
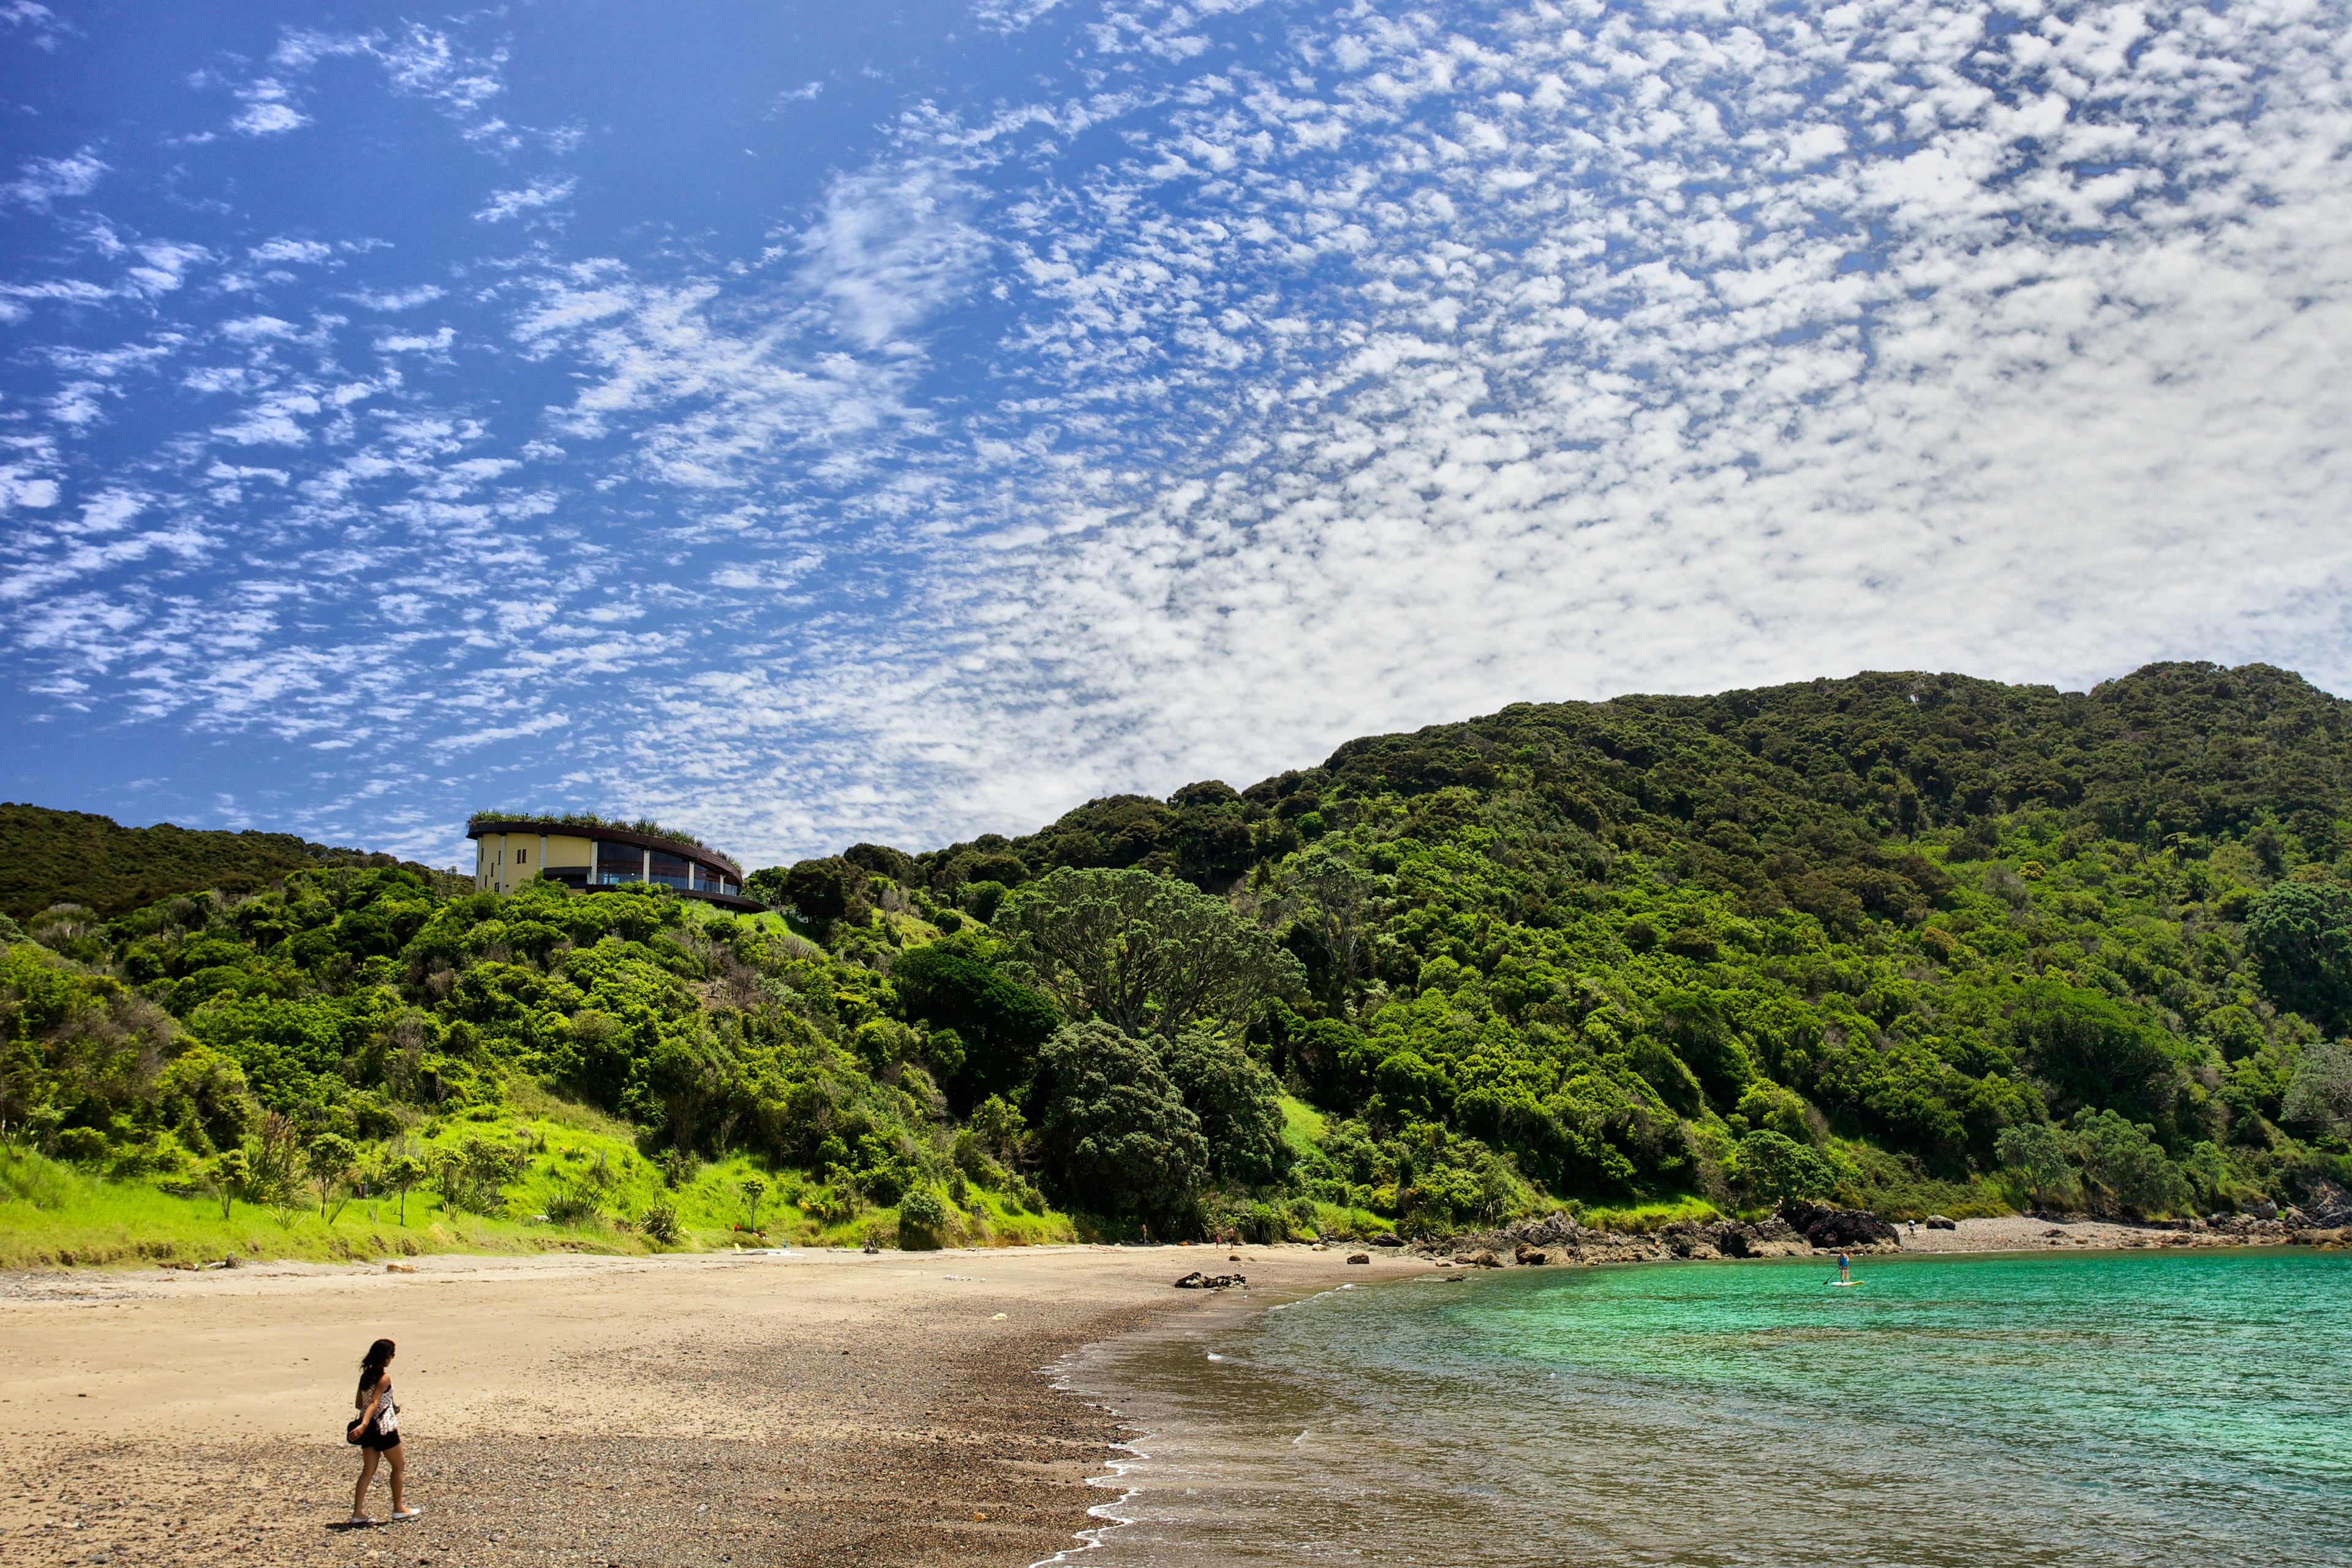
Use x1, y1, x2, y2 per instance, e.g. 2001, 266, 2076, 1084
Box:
0, 1242, 1387, 1566
1893, 1214, 2323, 1253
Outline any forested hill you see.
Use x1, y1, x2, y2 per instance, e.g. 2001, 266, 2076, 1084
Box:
7, 662, 2352, 1265
903, 662, 2352, 921
0, 804, 439, 922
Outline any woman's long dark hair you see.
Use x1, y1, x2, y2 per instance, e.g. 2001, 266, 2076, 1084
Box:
356, 1338, 396, 1398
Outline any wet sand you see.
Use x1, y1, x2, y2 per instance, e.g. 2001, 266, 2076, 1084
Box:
0, 1243, 1382, 1566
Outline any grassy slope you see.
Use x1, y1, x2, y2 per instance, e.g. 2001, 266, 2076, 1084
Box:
2, 1088, 1077, 1270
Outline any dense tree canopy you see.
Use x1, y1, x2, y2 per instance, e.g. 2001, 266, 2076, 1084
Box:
992, 867, 1305, 1039
9, 662, 2352, 1243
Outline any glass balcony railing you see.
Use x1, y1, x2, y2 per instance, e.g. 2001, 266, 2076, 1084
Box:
589, 868, 738, 896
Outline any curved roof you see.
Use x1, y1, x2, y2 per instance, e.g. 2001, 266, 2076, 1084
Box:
466, 818, 743, 879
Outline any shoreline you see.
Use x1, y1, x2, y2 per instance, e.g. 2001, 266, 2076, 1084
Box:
0, 1242, 1390, 1567
3, 1226, 2337, 1564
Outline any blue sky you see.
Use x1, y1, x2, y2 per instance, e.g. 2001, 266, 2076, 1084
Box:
4, 0, 2349, 871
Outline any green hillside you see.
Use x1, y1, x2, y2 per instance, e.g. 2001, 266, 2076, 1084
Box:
6, 663, 2351, 1267
0, 804, 443, 922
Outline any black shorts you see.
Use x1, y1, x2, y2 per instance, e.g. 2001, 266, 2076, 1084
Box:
349, 1423, 402, 1452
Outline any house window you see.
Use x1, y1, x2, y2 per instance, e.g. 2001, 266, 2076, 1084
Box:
595, 840, 643, 885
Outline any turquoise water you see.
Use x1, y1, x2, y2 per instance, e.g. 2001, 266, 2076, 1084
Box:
1065, 1250, 2350, 1566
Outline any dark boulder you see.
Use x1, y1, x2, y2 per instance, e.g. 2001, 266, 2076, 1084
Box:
1515, 1243, 1550, 1265
1174, 1271, 1246, 1289
1924, 1215, 1958, 1230
1346, 1253, 1371, 1265
1779, 1199, 1900, 1249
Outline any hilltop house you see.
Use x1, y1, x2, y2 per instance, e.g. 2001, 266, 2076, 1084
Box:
467, 817, 765, 911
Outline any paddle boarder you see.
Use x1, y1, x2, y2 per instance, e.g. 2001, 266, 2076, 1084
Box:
1836, 1250, 1851, 1284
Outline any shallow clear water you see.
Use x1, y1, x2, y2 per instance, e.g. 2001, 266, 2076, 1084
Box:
1060, 1249, 2350, 1567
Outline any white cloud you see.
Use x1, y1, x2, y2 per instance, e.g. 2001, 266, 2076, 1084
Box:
0, 2, 67, 49
250, 239, 334, 264
375, 326, 454, 354
231, 80, 308, 136
6, 0, 2350, 869
475, 178, 576, 223
1, 148, 103, 208
350, 285, 446, 311
973, 0, 1065, 31
799, 164, 989, 350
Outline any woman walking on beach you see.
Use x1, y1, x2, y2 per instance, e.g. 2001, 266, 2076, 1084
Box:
347, 1338, 419, 1526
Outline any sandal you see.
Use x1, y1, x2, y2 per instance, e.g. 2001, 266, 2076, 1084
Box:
390, 1507, 422, 1521
345, 1515, 375, 1528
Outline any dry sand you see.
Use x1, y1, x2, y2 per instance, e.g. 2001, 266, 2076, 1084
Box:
0, 1242, 1390, 1567
4, 1221, 2306, 1565
1893, 1215, 2297, 1253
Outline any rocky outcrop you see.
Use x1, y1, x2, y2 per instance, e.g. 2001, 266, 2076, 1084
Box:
1655, 1216, 1814, 1260
1173, 1271, 1246, 1289
1924, 1215, 1958, 1230
1454, 1250, 1502, 1268
1514, 1243, 1550, 1265
1779, 1199, 1902, 1251
1416, 1212, 1670, 1265
2294, 1178, 2352, 1227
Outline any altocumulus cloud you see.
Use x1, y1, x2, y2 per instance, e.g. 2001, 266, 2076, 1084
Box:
0, 0, 2346, 867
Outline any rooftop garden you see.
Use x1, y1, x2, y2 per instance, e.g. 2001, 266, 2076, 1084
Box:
467, 810, 712, 852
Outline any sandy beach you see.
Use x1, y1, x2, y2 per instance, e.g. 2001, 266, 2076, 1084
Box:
0, 1243, 1384, 1567
2, 1221, 2324, 1566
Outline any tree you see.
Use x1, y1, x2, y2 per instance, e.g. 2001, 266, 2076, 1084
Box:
889, 935, 1061, 1109
636, 1027, 738, 1153
382, 1151, 426, 1226
2072, 1109, 2190, 1217
1029, 1021, 1207, 1223
1163, 1029, 1292, 1186
306, 1133, 358, 1222
1995, 1123, 2079, 1210
249, 1112, 305, 1223
1281, 847, 1379, 1014
779, 858, 865, 927
2245, 882, 2352, 1030
2005, 982, 2178, 1125
993, 867, 1304, 1041
2281, 1039, 2352, 1132
1726, 1129, 1843, 1204
207, 1147, 249, 1222
739, 1174, 768, 1232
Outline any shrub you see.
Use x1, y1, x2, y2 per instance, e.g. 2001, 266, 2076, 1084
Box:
52, 1126, 107, 1164
898, 1185, 951, 1240
547, 1187, 601, 1225
639, 1199, 682, 1246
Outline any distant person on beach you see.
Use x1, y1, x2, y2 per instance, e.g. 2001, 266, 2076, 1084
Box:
1836, 1251, 1851, 1284
347, 1338, 418, 1526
